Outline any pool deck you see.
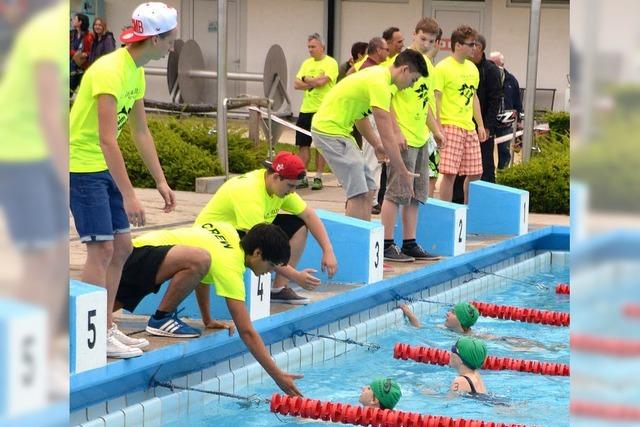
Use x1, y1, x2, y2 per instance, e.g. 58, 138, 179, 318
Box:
69, 175, 568, 357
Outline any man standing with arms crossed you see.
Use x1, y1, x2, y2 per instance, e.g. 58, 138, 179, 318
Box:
434, 25, 486, 204
69, 2, 178, 358
294, 33, 338, 191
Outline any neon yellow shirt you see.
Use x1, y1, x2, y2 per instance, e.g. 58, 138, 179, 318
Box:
0, 2, 68, 161
133, 225, 246, 301
69, 48, 146, 172
391, 50, 433, 148
425, 56, 437, 116
312, 66, 393, 140
379, 53, 398, 68
297, 55, 339, 113
353, 55, 367, 72
434, 56, 479, 131
194, 169, 307, 231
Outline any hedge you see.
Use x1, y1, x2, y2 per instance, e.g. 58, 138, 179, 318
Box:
497, 133, 569, 214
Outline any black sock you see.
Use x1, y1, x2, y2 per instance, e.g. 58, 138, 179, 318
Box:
154, 310, 170, 319
384, 239, 395, 250
402, 239, 417, 250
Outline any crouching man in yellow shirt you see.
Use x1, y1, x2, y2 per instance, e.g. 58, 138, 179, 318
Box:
113, 222, 303, 396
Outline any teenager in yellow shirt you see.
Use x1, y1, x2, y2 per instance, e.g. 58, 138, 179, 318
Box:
434, 25, 487, 204
311, 50, 428, 221
69, 2, 178, 358
114, 223, 303, 396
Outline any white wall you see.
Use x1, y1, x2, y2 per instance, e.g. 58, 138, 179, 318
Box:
244, 0, 325, 114
489, 1, 569, 110
339, 0, 423, 65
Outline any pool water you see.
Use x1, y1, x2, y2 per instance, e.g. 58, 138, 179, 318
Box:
164, 265, 569, 427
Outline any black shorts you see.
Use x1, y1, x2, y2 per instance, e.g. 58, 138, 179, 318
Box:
116, 245, 174, 312
237, 214, 306, 240
295, 112, 314, 147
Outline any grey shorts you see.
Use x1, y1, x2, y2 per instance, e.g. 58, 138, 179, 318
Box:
311, 130, 377, 198
385, 144, 429, 205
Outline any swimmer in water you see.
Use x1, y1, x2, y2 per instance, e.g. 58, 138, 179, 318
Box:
359, 378, 402, 410
449, 337, 487, 395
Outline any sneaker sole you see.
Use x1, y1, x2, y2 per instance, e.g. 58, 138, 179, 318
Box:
107, 350, 142, 359
145, 326, 201, 338
271, 299, 310, 305
383, 257, 415, 263
126, 340, 150, 349
412, 256, 442, 262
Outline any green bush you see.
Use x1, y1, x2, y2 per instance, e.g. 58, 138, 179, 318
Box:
542, 111, 570, 135
119, 117, 222, 191
497, 134, 569, 214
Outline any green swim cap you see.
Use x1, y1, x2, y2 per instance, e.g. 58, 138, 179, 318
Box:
454, 337, 487, 370
370, 378, 401, 409
454, 302, 480, 329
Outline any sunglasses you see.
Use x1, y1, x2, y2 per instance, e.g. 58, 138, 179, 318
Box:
461, 41, 479, 47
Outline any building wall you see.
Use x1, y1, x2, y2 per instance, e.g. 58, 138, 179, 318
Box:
94, 0, 569, 111
488, 1, 569, 111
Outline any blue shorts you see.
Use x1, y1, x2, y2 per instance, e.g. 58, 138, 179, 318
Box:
0, 161, 67, 248
70, 170, 130, 242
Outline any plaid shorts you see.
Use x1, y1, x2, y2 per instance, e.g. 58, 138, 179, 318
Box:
439, 125, 483, 176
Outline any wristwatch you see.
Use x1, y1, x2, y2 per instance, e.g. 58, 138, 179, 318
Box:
301, 76, 307, 83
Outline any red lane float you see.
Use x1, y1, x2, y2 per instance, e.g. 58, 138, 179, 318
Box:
571, 400, 640, 421
269, 393, 530, 427
622, 303, 640, 318
394, 343, 570, 376
470, 301, 569, 327
555, 283, 570, 294
571, 333, 640, 356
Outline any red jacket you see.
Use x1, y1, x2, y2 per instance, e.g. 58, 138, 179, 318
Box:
70, 30, 94, 71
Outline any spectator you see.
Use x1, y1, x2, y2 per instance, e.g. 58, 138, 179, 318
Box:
338, 41, 367, 82
489, 51, 523, 169
87, 17, 116, 67
70, 12, 93, 93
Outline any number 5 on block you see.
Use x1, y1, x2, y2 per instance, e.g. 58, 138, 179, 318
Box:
69, 280, 107, 374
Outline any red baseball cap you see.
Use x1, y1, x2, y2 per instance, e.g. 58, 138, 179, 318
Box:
263, 151, 306, 180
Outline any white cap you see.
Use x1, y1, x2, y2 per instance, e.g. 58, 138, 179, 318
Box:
119, 2, 178, 44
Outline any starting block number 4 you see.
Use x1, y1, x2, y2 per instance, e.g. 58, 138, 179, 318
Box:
247, 270, 270, 319
0, 299, 47, 417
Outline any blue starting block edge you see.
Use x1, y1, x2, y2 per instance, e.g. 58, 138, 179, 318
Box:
467, 181, 529, 236
69, 280, 107, 374
297, 209, 384, 284
0, 298, 48, 417
392, 199, 468, 257
132, 269, 270, 321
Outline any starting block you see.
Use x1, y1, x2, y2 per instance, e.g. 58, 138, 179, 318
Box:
0, 299, 47, 417
133, 270, 271, 321
467, 181, 529, 235
393, 199, 467, 256
297, 209, 384, 284
69, 280, 107, 374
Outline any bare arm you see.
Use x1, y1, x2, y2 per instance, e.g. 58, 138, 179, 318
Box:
294, 75, 330, 90
473, 94, 487, 142
372, 107, 413, 196
297, 208, 337, 278
227, 298, 303, 396
434, 90, 442, 123
399, 304, 422, 328
35, 63, 67, 184
129, 99, 176, 212
97, 94, 145, 226
426, 105, 445, 148
355, 117, 386, 161
196, 284, 235, 335
389, 105, 407, 152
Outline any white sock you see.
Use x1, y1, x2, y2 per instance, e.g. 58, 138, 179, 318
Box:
315, 171, 322, 179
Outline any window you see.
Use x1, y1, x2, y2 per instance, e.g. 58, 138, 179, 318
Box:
507, 0, 569, 7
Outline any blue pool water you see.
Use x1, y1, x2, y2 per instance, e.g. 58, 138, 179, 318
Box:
164, 264, 569, 426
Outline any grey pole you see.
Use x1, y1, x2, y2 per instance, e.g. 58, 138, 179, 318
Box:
522, 0, 542, 163
217, 0, 229, 176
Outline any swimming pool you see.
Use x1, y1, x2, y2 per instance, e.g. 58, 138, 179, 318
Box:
70, 227, 570, 427
155, 259, 569, 426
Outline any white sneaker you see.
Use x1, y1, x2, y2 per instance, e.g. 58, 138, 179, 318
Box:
110, 323, 149, 349
107, 330, 143, 359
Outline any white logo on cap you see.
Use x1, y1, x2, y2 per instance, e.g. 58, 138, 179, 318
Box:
275, 163, 284, 171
